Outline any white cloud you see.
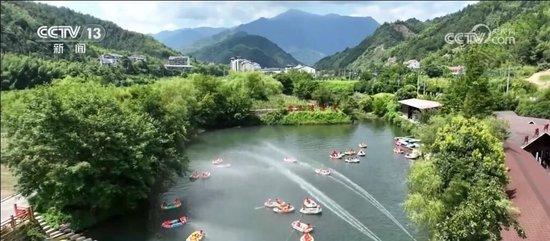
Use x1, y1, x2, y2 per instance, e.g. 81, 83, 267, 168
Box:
350, 1, 477, 23
39, 1, 475, 34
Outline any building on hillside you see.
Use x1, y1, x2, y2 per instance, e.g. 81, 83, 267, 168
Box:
448, 65, 465, 75
494, 111, 550, 241
98, 53, 122, 66
230, 58, 261, 72
403, 59, 420, 70
398, 98, 442, 120
129, 55, 147, 62
287, 64, 316, 75
164, 55, 192, 68
261, 68, 283, 74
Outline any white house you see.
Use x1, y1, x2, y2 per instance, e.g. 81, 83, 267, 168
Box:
403, 59, 420, 70
230, 58, 261, 72
129, 55, 147, 62
99, 53, 122, 66
289, 65, 316, 75
164, 56, 192, 68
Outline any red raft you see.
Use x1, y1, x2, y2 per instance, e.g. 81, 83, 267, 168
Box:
161, 216, 188, 229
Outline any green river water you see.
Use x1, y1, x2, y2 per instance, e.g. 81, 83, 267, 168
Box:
86, 122, 427, 241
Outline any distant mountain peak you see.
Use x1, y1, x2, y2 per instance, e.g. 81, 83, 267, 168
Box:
272, 9, 319, 19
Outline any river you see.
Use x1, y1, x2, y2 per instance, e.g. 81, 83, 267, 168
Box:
86, 122, 427, 241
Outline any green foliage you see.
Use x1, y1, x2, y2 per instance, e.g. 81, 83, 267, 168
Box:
22, 221, 47, 241
444, 47, 494, 117
260, 109, 287, 125
225, 72, 282, 100
516, 88, 550, 118
293, 78, 319, 100
395, 84, 417, 100
1, 71, 281, 228
251, 94, 308, 110
2, 79, 183, 228
406, 116, 523, 240
279, 110, 351, 125
312, 85, 334, 105
356, 94, 373, 112
371, 93, 397, 117
273, 73, 294, 95
316, 1, 548, 70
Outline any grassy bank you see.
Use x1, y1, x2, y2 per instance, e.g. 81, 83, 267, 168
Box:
261, 109, 352, 125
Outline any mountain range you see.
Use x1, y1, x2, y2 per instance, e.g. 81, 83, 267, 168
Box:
1, 1, 177, 60
188, 32, 300, 68
316, 1, 549, 70
152, 27, 226, 51
153, 10, 379, 65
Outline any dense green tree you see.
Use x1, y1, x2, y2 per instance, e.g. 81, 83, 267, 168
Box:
312, 85, 334, 105
444, 47, 494, 117
293, 78, 319, 100
2, 79, 186, 228
225, 72, 282, 100
406, 116, 523, 240
395, 84, 417, 100
516, 88, 550, 119
273, 72, 294, 95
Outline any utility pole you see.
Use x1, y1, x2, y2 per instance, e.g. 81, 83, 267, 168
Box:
506, 65, 510, 94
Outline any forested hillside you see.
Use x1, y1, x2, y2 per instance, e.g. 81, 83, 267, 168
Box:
316, 1, 549, 70
315, 19, 425, 70
189, 32, 300, 68
1, 1, 177, 60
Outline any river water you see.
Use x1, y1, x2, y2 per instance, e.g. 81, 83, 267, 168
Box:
86, 122, 427, 241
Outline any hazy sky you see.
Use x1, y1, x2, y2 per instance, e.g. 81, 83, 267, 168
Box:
40, 1, 476, 34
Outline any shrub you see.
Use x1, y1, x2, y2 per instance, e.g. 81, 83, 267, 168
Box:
280, 110, 352, 125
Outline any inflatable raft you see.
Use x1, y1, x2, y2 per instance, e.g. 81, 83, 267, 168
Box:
264, 199, 278, 208
300, 206, 322, 214
273, 205, 295, 213
329, 153, 345, 159
160, 199, 181, 210
315, 168, 331, 175
344, 149, 356, 155
301, 233, 315, 241
292, 220, 314, 233
212, 158, 224, 165
357, 150, 366, 156
358, 143, 368, 148
199, 171, 211, 179
186, 230, 205, 241
161, 216, 188, 229
283, 157, 297, 163
345, 157, 360, 163
303, 198, 318, 208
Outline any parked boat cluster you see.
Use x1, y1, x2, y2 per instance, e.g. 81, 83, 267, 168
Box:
329, 141, 368, 164
393, 137, 422, 159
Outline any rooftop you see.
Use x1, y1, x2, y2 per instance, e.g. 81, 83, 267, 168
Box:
494, 111, 549, 146
398, 98, 442, 110
495, 111, 550, 241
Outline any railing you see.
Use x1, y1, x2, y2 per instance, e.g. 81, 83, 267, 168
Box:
0, 204, 34, 236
